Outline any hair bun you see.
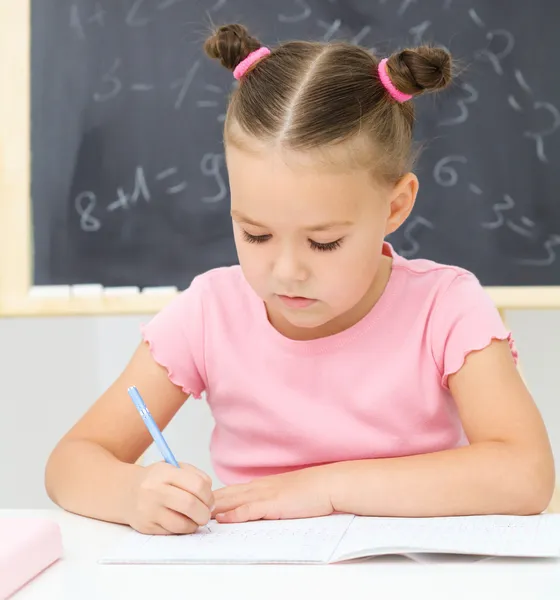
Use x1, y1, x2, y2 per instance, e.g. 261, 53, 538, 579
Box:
204, 23, 263, 72
386, 46, 453, 97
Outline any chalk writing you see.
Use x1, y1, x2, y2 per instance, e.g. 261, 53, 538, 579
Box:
507, 70, 560, 162
89, 3, 106, 26
158, 0, 187, 9
507, 217, 537, 239
125, 0, 152, 27
397, 0, 416, 17
125, 0, 186, 27
53, 0, 560, 286
399, 217, 435, 258
409, 20, 431, 45
107, 167, 151, 212
69, 5, 85, 39
93, 59, 123, 102
515, 70, 533, 95
481, 195, 515, 229
438, 83, 479, 126
524, 102, 560, 163
433, 156, 467, 187
469, 184, 483, 195
516, 236, 560, 266
156, 167, 188, 194
317, 19, 342, 42
171, 60, 201, 110
198, 83, 232, 122
351, 26, 371, 47
508, 95, 523, 112
210, 0, 227, 11
278, 0, 312, 23
75, 192, 101, 232
74, 166, 190, 231
468, 9, 485, 28
200, 154, 227, 203
70, 3, 106, 39
474, 29, 515, 76
93, 57, 204, 107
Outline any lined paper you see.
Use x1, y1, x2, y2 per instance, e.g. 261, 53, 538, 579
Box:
100, 513, 560, 564
332, 514, 560, 561
101, 514, 354, 564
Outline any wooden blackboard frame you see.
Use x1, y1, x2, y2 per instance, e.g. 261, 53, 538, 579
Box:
1, 1, 560, 317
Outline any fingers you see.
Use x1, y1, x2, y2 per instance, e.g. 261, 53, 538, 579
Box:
215, 502, 269, 523
212, 491, 248, 518
179, 462, 212, 485
164, 484, 212, 526
156, 507, 200, 535
140, 522, 172, 536
164, 463, 214, 509
212, 483, 253, 514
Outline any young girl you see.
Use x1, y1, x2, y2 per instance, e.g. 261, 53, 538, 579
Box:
45, 24, 555, 535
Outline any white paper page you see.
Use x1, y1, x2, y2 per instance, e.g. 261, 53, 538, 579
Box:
100, 514, 354, 564
331, 514, 560, 562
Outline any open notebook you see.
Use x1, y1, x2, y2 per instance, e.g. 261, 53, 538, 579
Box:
100, 513, 560, 565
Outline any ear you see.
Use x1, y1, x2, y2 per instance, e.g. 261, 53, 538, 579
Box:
384, 172, 419, 236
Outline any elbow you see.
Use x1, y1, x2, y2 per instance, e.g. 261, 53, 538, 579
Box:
44, 442, 66, 506
511, 449, 556, 515
44, 449, 59, 504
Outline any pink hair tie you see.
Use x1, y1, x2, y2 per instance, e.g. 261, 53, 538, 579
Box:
377, 58, 413, 103
233, 47, 271, 80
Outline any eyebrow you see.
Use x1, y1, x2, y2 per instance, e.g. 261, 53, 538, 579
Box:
231, 211, 353, 231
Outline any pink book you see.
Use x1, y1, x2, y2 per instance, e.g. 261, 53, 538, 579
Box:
0, 518, 63, 599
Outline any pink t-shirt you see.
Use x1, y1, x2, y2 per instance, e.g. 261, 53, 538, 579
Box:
141, 242, 518, 485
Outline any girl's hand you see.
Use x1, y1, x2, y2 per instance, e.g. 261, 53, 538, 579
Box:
128, 462, 214, 535
212, 467, 335, 523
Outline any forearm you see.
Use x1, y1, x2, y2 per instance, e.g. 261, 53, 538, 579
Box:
45, 439, 143, 525
325, 442, 555, 517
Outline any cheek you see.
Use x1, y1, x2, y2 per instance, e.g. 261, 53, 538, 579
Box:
323, 241, 381, 301
234, 238, 269, 288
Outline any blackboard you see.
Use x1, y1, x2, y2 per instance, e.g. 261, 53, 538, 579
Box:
31, 0, 560, 290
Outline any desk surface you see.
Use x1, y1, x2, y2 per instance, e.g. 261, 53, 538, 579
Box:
2, 509, 560, 600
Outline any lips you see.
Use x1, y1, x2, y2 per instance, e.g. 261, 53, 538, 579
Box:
277, 295, 316, 309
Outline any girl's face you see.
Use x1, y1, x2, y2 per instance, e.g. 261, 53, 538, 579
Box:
226, 144, 417, 340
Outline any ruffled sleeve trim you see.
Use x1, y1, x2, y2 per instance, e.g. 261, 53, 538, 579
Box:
141, 322, 204, 398
441, 331, 519, 389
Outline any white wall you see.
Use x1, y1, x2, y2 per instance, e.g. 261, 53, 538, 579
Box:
1, 310, 559, 509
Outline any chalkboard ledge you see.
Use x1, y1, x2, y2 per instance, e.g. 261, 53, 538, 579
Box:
1, 285, 560, 318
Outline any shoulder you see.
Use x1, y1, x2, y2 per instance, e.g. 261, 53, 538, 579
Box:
187, 264, 254, 310
388, 243, 488, 312
158, 264, 257, 331
140, 265, 255, 395
143, 264, 252, 329
388, 245, 517, 387
193, 264, 251, 294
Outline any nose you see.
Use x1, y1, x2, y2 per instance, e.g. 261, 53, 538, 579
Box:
272, 246, 308, 284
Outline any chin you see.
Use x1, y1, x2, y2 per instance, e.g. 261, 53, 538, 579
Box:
281, 309, 334, 329
287, 318, 327, 330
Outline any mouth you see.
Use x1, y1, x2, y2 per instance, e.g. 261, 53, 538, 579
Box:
276, 294, 317, 309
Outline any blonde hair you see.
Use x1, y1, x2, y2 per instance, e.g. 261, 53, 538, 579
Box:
204, 23, 453, 184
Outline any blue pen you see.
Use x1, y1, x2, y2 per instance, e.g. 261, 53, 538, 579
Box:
128, 386, 180, 468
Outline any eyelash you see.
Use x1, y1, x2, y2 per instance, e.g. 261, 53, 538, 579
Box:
242, 230, 343, 252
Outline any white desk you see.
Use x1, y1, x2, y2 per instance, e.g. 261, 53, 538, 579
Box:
2, 509, 560, 600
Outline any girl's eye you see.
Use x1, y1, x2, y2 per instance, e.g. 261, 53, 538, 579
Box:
242, 230, 271, 244
309, 238, 343, 252
242, 230, 343, 251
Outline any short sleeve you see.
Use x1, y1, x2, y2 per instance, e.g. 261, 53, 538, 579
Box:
140, 275, 207, 398
430, 273, 519, 389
